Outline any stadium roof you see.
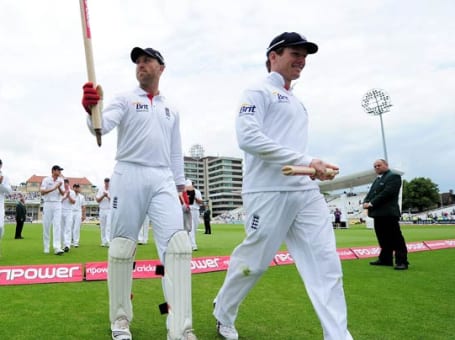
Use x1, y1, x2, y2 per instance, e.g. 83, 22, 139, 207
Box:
318, 168, 404, 192
26, 175, 93, 187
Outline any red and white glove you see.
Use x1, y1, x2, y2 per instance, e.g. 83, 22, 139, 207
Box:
82, 82, 101, 114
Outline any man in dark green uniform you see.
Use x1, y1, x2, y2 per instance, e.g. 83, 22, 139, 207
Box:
363, 159, 408, 270
15, 193, 27, 239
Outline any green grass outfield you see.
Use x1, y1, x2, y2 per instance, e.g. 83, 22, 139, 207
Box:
0, 223, 454, 339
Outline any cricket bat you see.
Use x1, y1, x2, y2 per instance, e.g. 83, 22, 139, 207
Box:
79, 0, 102, 146
281, 165, 339, 177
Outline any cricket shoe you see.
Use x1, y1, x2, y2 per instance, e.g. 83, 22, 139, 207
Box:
216, 321, 238, 340
167, 329, 197, 340
111, 317, 132, 340
54, 249, 64, 255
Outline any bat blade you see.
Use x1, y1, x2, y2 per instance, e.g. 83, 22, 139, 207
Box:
79, 0, 102, 146
281, 165, 339, 177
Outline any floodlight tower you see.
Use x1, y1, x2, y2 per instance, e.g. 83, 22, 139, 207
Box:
361, 89, 392, 162
189, 144, 205, 188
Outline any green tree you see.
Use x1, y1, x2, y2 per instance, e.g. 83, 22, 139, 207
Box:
402, 177, 440, 212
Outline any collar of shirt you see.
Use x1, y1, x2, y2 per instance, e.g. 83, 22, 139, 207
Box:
134, 86, 165, 100
267, 72, 288, 90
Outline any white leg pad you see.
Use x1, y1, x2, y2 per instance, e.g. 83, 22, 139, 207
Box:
108, 237, 136, 325
163, 231, 194, 339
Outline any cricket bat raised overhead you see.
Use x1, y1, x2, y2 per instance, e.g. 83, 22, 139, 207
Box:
281, 165, 339, 176
79, 0, 102, 146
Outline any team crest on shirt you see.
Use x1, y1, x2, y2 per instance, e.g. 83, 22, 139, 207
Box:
133, 101, 150, 113
272, 91, 290, 103
165, 107, 171, 120
249, 214, 260, 230
239, 103, 256, 116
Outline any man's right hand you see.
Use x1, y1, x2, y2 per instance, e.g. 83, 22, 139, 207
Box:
309, 159, 339, 181
82, 82, 100, 114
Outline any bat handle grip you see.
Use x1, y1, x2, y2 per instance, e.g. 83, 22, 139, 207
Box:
95, 129, 102, 147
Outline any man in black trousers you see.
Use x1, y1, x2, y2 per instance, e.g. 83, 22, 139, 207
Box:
15, 193, 27, 239
203, 208, 211, 234
363, 159, 408, 270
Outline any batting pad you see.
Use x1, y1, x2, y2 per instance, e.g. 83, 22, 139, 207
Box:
163, 231, 193, 340
108, 237, 136, 324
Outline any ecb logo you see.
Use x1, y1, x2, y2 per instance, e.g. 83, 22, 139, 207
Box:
239, 103, 256, 116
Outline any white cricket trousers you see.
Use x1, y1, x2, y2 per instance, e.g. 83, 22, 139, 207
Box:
99, 208, 111, 246
109, 162, 184, 262
189, 207, 199, 249
42, 202, 63, 252
138, 215, 150, 244
214, 190, 353, 340
71, 210, 82, 246
61, 209, 73, 248
108, 162, 185, 325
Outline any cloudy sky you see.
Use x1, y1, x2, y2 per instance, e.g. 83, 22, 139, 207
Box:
1, 0, 454, 192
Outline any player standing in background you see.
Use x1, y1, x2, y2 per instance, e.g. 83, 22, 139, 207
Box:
71, 183, 86, 248
40, 165, 65, 255
179, 188, 192, 234
96, 178, 111, 247
203, 208, 211, 235
213, 32, 353, 340
81, 46, 196, 340
61, 179, 75, 252
186, 180, 203, 251
0, 159, 13, 253
137, 215, 150, 245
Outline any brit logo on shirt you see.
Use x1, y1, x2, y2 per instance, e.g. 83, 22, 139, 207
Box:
134, 102, 149, 113
272, 91, 290, 103
165, 107, 171, 120
239, 103, 256, 116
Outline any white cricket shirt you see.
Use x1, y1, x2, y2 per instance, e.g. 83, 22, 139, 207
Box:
62, 189, 76, 210
0, 173, 12, 205
40, 177, 64, 202
72, 193, 86, 212
87, 87, 185, 187
96, 187, 110, 210
236, 72, 319, 193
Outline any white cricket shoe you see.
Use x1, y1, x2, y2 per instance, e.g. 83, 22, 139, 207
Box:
111, 317, 132, 340
167, 329, 197, 340
216, 321, 238, 340
54, 248, 64, 255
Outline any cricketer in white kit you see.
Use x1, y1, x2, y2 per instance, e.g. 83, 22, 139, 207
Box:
71, 183, 86, 247
185, 180, 203, 251
82, 46, 196, 340
137, 215, 149, 245
40, 165, 65, 255
61, 179, 76, 251
0, 159, 13, 243
213, 32, 353, 340
96, 178, 111, 247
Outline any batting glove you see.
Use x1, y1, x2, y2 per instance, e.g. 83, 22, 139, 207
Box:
82, 82, 101, 114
